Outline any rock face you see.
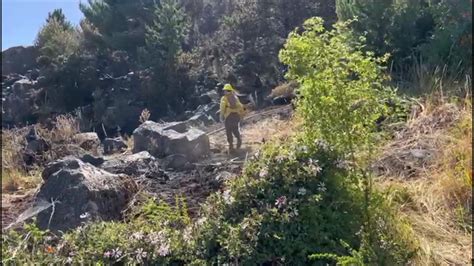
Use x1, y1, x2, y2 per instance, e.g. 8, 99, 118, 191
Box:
103, 137, 128, 155
2, 46, 39, 75
101, 151, 167, 180
2, 78, 42, 127
91, 72, 143, 135
133, 121, 210, 162
36, 157, 137, 232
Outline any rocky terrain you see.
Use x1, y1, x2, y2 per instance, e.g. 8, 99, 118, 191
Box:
2, 95, 293, 232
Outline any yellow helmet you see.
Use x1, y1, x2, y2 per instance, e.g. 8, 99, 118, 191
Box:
223, 83, 234, 92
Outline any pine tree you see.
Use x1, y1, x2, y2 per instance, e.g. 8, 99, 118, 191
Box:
144, 0, 189, 113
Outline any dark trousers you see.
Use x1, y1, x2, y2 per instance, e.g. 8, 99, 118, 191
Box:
225, 112, 241, 149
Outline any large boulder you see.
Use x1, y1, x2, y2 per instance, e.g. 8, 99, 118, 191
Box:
186, 113, 215, 128
2, 46, 39, 75
161, 128, 210, 162
73, 132, 101, 155
133, 121, 210, 162
100, 151, 167, 180
36, 157, 137, 232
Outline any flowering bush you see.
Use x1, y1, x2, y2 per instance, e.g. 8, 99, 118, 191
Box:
190, 140, 417, 264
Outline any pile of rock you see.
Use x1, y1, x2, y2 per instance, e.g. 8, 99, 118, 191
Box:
23, 119, 211, 232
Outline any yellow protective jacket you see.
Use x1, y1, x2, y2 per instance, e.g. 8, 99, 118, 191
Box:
220, 94, 245, 119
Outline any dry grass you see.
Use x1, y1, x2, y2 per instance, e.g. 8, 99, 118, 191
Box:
124, 134, 134, 152
1, 114, 80, 191
373, 102, 465, 178
37, 114, 80, 144
377, 99, 472, 265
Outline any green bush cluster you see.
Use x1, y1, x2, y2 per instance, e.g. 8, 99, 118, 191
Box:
279, 17, 393, 156
336, 0, 472, 74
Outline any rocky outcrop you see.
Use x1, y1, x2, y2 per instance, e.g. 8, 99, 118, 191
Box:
2, 46, 39, 75
36, 157, 137, 232
133, 121, 210, 162
101, 151, 167, 180
92, 72, 144, 135
2, 78, 42, 127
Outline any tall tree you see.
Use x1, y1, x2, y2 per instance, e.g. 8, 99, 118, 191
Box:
79, 0, 155, 56
35, 9, 79, 61
46, 9, 73, 30
144, 0, 189, 113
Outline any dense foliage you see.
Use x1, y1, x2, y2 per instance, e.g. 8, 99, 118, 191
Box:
280, 17, 392, 155
336, 0, 472, 74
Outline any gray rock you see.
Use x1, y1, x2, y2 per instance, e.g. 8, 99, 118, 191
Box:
186, 113, 215, 128
133, 121, 210, 162
101, 151, 167, 180
36, 157, 137, 232
73, 132, 101, 155
2, 78, 41, 126
163, 154, 195, 171
52, 144, 89, 159
103, 137, 128, 155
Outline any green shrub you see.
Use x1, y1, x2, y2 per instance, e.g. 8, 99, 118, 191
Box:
419, 0, 472, 73
336, 0, 472, 75
35, 13, 80, 62
279, 17, 393, 158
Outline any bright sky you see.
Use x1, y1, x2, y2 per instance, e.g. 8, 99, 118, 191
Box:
2, 0, 84, 51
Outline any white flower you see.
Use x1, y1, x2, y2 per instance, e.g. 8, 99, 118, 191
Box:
103, 251, 112, 258
131, 231, 144, 241
335, 159, 350, 170
112, 248, 123, 259
259, 167, 269, 178
79, 212, 90, 219
157, 243, 170, 257
135, 248, 147, 262
197, 217, 207, 226
222, 190, 235, 204
148, 231, 166, 246
297, 187, 307, 196
308, 159, 322, 175
315, 139, 330, 151
183, 228, 192, 243
275, 155, 286, 163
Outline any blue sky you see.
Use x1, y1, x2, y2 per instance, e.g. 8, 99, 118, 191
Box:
2, 0, 84, 51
